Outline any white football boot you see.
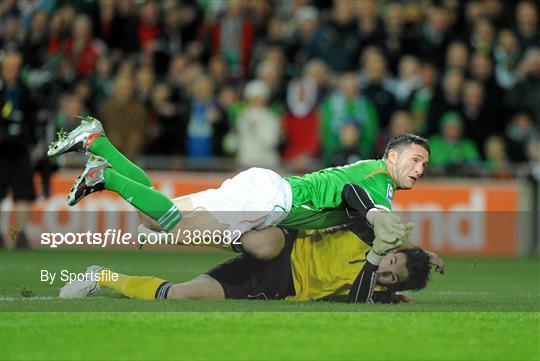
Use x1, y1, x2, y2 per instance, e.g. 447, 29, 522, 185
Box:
47, 115, 104, 157
59, 265, 104, 299
67, 155, 110, 206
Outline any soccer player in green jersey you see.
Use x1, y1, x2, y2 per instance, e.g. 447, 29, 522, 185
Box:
48, 117, 429, 252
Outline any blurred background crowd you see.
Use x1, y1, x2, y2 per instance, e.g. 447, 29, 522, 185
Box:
1, 0, 540, 176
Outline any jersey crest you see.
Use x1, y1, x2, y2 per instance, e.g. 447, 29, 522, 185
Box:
386, 184, 394, 203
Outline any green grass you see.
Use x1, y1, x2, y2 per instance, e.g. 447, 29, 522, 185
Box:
1, 250, 539, 360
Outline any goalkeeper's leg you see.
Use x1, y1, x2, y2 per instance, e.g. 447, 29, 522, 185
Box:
98, 269, 224, 300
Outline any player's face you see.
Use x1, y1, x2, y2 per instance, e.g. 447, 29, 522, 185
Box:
376, 252, 409, 286
393, 144, 429, 190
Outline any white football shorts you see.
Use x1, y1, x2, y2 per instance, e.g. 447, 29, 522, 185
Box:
188, 167, 293, 235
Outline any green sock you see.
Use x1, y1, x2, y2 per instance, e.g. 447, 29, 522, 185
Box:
104, 168, 181, 231
90, 136, 153, 188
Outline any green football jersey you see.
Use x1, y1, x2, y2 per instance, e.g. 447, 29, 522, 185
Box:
279, 159, 395, 230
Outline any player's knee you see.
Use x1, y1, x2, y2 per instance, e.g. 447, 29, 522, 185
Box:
138, 212, 161, 231
241, 228, 285, 261
167, 283, 198, 299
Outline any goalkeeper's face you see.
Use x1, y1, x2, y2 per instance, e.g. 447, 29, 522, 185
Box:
393, 144, 429, 190
376, 252, 409, 286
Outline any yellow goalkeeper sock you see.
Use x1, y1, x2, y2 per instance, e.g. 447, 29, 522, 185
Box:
97, 269, 172, 300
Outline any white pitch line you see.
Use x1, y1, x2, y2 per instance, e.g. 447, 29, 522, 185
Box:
0, 296, 57, 301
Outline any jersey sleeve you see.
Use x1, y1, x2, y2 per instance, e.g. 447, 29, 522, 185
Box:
347, 261, 378, 303
359, 175, 392, 211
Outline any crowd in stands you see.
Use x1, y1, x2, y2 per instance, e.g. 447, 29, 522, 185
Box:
1, 0, 539, 179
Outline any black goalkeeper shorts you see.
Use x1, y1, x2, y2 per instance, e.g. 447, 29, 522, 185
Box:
206, 228, 297, 300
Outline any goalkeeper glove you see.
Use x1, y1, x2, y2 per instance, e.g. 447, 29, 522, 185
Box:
366, 236, 404, 265
366, 222, 414, 265
366, 209, 405, 244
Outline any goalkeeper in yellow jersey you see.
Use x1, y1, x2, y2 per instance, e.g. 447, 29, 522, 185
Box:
60, 222, 436, 303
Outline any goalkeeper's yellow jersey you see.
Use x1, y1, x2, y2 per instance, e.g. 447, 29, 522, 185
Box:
287, 229, 385, 301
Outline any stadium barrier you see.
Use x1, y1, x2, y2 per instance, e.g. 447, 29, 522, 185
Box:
0, 171, 535, 256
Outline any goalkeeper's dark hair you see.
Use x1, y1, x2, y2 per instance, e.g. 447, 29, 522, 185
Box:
383, 134, 430, 159
393, 247, 431, 292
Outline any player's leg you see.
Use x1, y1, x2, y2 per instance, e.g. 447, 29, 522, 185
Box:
238, 227, 286, 261
48, 116, 152, 187
59, 265, 225, 300
68, 156, 182, 232
167, 275, 225, 299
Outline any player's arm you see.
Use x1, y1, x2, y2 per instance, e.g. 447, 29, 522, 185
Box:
341, 183, 405, 243
347, 260, 379, 303
347, 224, 405, 303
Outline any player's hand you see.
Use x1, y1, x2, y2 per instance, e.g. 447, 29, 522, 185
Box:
367, 210, 405, 244
403, 222, 415, 241
367, 233, 404, 265
427, 251, 445, 274
394, 294, 415, 303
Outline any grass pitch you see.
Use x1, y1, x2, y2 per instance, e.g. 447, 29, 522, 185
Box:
1, 249, 539, 360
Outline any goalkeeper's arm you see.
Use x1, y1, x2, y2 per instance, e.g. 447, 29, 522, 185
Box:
347, 261, 379, 303
347, 224, 405, 303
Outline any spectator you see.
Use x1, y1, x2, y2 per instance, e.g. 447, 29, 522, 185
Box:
409, 62, 438, 134
381, 2, 406, 72
135, 65, 156, 106
62, 14, 103, 77
91, 55, 114, 104
53, 93, 84, 134
255, 60, 284, 113
494, 29, 521, 89
205, 0, 254, 79
208, 56, 231, 91
469, 18, 495, 55
469, 52, 504, 106
376, 110, 415, 157
323, 0, 360, 72
388, 55, 421, 106
235, 80, 280, 167
359, 48, 396, 127
484, 135, 512, 178
330, 122, 363, 167
185, 74, 226, 159
505, 111, 536, 162
515, 1, 540, 49
98, 75, 148, 160
282, 77, 320, 171
506, 48, 540, 125
1, 16, 23, 51
146, 82, 182, 155
429, 112, 480, 173
303, 58, 331, 103
445, 41, 470, 72
107, 0, 140, 54
138, 0, 161, 53
22, 10, 49, 69
461, 80, 499, 152
0, 51, 37, 248
321, 73, 379, 165
426, 68, 464, 136
417, 6, 451, 67
289, 6, 323, 73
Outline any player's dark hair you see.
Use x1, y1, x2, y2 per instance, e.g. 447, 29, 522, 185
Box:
393, 247, 431, 292
383, 134, 430, 159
